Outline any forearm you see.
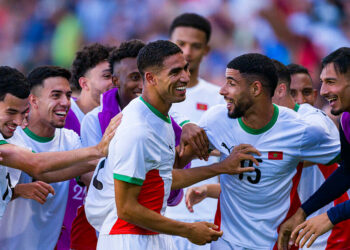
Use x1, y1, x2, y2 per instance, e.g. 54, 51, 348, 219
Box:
206, 184, 221, 198
327, 200, 350, 225
172, 163, 221, 190
35, 159, 98, 183
119, 201, 191, 237
301, 164, 350, 216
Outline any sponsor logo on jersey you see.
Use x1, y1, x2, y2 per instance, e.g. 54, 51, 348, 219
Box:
268, 151, 283, 160
196, 103, 208, 111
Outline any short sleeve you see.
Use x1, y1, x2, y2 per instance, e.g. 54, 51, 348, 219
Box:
81, 109, 103, 147
111, 126, 159, 186
198, 109, 217, 151
300, 123, 340, 165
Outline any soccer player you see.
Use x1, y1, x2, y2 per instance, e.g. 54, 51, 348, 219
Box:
0, 66, 120, 249
165, 13, 224, 250
287, 63, 317, 106
278, 47, 350, 249
87, 40, 260, 250
0, 66, 118, 221
188, 53, 339, 249
62, 43, 114, 250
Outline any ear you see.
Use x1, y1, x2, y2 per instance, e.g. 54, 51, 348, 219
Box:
145, 72, 157, 86
250, 81, 263, 97
112, 75, 120, 88
29, 94, 38, 109
276, 83, 287, 97
78, 76, 89, 91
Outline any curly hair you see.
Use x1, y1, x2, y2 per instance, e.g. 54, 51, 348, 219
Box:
70, 43, 115, 90
109, 39, 145, 75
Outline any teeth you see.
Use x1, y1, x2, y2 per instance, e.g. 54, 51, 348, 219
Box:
135, 93, 141, 97
176, 86, 186, 91
225, 99, 233, 103
55, 111, 67, 116
328, 97, 337, 102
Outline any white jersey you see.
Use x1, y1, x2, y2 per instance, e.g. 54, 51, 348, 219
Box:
166, 79, 225, 222
0, 127, 81, 250
81, 105, 103, 147
86, 97, 175, 241
296, 103, 350, 249
70, 98, 85, 123
0, 129, 28, 218
199, 104, 340, 249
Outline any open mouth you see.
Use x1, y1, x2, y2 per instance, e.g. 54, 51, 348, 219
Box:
326, 96, 338, 106
54, 111, 67, 118
7, 124, 16, 132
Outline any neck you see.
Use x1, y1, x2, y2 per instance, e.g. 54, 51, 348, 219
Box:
27, 115, 55, 138
187, 68, 199, 88
241, 100, 275, 130
117, 92, 128, 110
279, 94, 296, 110
141, 89, 171, 117
76, 91, 99, 114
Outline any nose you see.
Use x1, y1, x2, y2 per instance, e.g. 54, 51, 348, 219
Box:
13, 113, 24, 126
138, 80, 143, 90
181, 69, 190, 83
61, 96, 70, 107
320, 82, 327, 97
295, 91, 305, 104
219, 84, 227, 96
182, 44, 191, 59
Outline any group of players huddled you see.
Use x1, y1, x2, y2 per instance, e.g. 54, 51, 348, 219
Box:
0, 13, 350, 250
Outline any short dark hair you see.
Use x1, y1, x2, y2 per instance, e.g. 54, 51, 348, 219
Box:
71, 43, 114, 90
137, 40, 182, 78
321, 47, 350, 76
0, 66, 30, 101
109, 39, 145, 75
272, 59, 291, 90
169, 13, 211, 43
227, 53, 278, 97
27, 66, 71, 90
287, 63, 310, 76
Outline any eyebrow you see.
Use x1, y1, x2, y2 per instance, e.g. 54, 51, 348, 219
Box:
102, 69, 111, 73
168, 63, 189, 75
51, 90, 72, 95
322, 77, 337, 81
226, 76, 239, 82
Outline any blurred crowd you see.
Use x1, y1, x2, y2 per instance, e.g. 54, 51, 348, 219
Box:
0, 0, 350, 108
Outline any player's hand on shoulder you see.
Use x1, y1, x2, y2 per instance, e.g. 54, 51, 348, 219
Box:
185, 185, 208, 212
179, 123, 209, 161
13, 181, 55, 204
219, 144, 261, 175
277, 207, 306, 250
185, 221, 223, 245
292, 212, 333, 249
97, 113, 123, 156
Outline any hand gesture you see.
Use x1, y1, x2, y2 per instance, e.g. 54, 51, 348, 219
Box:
97, 113, 122, 156
277, 208, 306, 250
219, 144, 260, 175
292, 213, 334, 249
185, 185, 208, 213
186, 221, 223, 245
179, 123, 209, 160
14, 181, 55, 204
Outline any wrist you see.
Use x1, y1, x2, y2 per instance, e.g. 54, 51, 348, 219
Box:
178, 222, 192, 238
295, 207, 307, 220
93, 144, 104, 158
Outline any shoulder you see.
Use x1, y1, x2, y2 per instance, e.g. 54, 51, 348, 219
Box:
57, 128, 81, 142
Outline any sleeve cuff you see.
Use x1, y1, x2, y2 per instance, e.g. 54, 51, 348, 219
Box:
113, 173, 143, 186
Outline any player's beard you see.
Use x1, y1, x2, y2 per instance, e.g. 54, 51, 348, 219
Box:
227, 98, 253, 119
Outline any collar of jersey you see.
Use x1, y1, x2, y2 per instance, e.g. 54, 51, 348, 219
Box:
238, 104, 279, 135
23, 127, 54, 143
140, 96, 171, 124
293, 103, 300, 112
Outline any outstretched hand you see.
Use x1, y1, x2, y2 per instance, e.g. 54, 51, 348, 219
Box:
14, 181, 55, 204
292, 212, 334, 249
185, 185, 208, 213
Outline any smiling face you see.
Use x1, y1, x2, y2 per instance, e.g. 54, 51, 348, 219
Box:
171, 26, 209, 73
113, 57, 143, 107
0, 94, 29, 138
84, 61, 114, 105
290, 73, 317, 106
320, 62, 350, 115
220, 68, 254, 118
32, 76, 72, 128
154, 52, 190, 105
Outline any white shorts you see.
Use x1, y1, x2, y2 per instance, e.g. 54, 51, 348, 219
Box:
211, 237, 250, 250
97, 234, 175, 250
